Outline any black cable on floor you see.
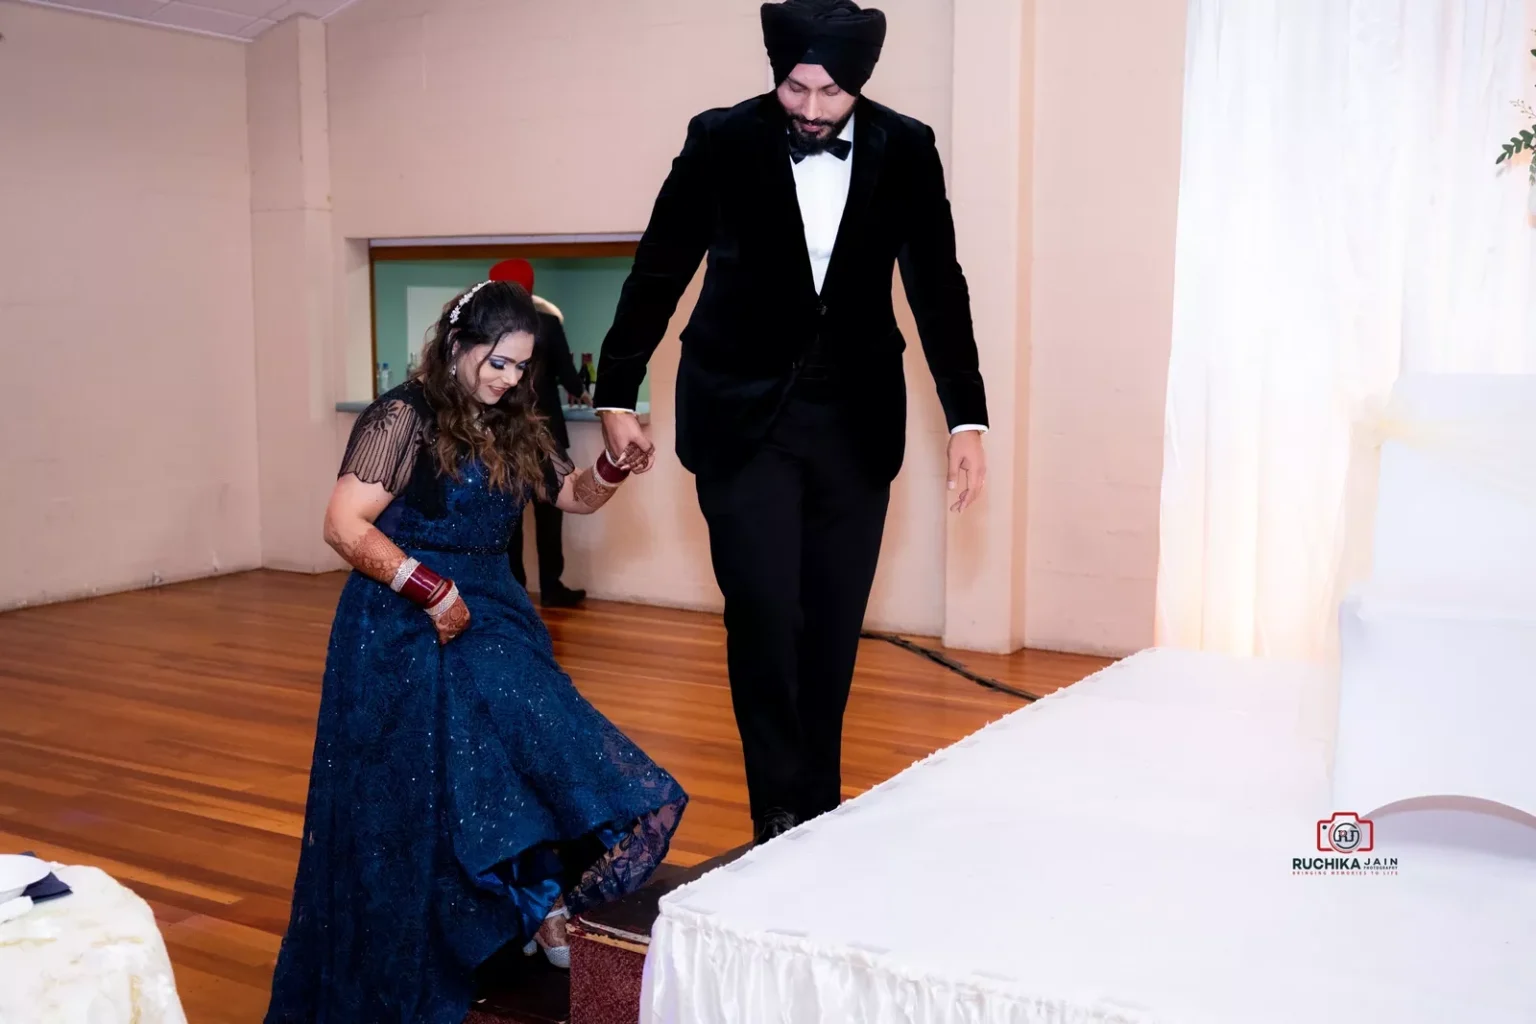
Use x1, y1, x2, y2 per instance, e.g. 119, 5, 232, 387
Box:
860, 631, 1043, 703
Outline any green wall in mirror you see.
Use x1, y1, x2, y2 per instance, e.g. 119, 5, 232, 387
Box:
371, 256, 643, 403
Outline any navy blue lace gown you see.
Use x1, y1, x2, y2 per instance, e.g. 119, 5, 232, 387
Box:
265, 382, 687, 1024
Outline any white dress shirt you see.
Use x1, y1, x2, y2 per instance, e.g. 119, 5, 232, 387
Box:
600, 113, 984, 436
791, 116, 855, 295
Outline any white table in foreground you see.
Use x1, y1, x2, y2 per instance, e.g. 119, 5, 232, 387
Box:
0, 863, 187, 1024
642, 648, 1536, 1024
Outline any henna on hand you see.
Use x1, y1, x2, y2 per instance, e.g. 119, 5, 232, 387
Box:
433, 592, 471, 645
620, 441, 653, 473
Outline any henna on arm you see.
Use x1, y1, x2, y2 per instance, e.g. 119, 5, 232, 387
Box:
329, 403, 469, 643
324, 478, 469, 644
569, 467, 618, 512
341, 526, 410, 587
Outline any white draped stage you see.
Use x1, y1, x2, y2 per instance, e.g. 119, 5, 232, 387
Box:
639, 649, 1536, 1024
636, 371, 1536, 1021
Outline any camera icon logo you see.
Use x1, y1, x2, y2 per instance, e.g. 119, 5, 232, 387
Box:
1317, 811, 1374, 854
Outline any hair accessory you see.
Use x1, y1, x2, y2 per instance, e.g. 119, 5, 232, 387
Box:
448, 281, 493, 325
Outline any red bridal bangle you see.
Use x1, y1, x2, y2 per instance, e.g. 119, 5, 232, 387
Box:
390, 558, 451, 608
595, 449, 629, 486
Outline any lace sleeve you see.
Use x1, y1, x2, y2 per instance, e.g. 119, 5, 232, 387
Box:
541, 449, 576, 503
339, 397, 427, 495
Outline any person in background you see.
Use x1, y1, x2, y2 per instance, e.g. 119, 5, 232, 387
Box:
490, 259, 591, 608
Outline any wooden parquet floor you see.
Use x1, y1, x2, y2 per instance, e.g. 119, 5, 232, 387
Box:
0, 570, 1112, 1023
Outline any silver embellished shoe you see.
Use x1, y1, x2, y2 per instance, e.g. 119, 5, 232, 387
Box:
522, 904, 571, 970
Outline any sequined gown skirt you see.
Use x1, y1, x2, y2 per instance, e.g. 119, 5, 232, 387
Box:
264, 549, 687, 1024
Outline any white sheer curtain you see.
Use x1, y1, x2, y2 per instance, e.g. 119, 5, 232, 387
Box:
1156, 0, 1536, 662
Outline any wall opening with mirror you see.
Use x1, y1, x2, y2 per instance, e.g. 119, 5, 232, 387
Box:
363, 240, 645, 416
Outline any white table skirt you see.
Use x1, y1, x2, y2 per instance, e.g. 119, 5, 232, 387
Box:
641, 648, 1536, 1024
0, 864, 187, 1024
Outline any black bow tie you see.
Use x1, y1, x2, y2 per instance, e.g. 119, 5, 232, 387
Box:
790, 137, 852, 163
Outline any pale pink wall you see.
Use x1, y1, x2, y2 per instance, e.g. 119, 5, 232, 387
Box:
249, 16, 346, 574
1023, 0, 1186, 655
0, 1, 261, 610
324, 0, 958, 634
943, 0, 1031, 653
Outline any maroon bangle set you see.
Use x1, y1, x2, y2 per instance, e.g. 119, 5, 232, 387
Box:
399, 561, 451, 608
595, 449, 630, 486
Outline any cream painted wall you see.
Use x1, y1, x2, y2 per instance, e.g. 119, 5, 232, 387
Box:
0, 2, 261, 610
1023, 0, 1187, 655
324, 0, 958, 634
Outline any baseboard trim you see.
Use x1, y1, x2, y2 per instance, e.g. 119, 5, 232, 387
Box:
0, 562, 263, 614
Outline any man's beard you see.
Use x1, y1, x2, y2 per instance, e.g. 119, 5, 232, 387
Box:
787, 109, 854, 156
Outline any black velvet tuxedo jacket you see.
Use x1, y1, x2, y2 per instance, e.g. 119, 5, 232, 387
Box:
594, 93, 988, 483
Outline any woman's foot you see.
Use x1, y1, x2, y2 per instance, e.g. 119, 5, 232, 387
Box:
524, 904, 571, 970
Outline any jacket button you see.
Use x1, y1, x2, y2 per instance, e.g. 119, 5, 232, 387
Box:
817, 302, 828, 316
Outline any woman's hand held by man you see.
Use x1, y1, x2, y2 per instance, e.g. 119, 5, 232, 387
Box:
599, 410, 655, 474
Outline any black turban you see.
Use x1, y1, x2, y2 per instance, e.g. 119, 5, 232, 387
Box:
761, 0, 887, 96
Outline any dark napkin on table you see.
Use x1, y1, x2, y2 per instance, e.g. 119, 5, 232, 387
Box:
18, 852, 72, 903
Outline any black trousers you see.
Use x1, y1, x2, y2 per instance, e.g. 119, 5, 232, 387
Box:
695, 396, 890, 823
509, 499, 567, 593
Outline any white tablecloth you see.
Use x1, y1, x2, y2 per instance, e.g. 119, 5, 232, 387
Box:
642, 648, 1536, 1024
0, 864, 187, 1024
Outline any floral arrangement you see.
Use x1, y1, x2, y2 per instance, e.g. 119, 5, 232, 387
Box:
1494, 37, 1536, 184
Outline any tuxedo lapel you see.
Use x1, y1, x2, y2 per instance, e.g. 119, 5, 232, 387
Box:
821, 98, 886, 301
751, 95, 818, 302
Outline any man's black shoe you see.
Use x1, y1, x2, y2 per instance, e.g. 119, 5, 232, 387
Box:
540, 584, 587, 608
752, 809, 798, 846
